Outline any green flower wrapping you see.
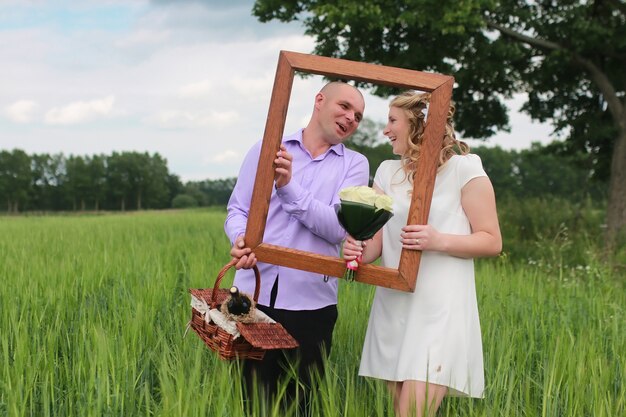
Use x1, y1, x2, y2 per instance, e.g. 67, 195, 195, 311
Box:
336, 186, 394, 281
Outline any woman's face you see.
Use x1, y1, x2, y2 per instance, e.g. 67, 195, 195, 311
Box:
383, 106, 410, 156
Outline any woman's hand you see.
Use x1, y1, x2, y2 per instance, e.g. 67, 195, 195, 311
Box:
400, 224, 443, 251
343, 235, 365, 261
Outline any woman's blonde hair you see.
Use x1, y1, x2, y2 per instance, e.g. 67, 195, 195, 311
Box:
390, 91, 469, 182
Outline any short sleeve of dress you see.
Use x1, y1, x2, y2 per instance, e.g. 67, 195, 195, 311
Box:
457, 154, 487, 188
373, 160, 393, 193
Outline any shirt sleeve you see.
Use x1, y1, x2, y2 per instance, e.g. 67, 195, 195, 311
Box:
224, 141, 262, 245
457, 154, 488, 188
276, 152, 370, 244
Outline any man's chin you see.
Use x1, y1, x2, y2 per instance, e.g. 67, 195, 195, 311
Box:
334, 131, 353, 144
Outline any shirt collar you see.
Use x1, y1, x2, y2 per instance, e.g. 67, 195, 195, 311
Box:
284, 129, 345, 157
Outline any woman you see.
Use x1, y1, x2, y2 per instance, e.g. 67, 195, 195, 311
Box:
343, 91, 502, 417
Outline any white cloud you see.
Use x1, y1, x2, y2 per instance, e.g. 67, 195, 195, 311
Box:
145, 109, 239, 129
4, 100, 38, 123
115, 29, 171, 48
230, 75, 273, 97
44, 95, 115, 125
0, 2, 555, 183
210, 150, 239, 163
207, 110, 238, 126
178, 79, 212, 98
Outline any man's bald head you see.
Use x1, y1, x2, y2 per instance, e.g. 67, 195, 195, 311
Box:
320, 81, 364, 102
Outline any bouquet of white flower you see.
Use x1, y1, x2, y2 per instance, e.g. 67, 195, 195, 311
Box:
336, 186, 394, 281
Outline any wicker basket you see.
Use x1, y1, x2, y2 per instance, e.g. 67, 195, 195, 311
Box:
188, 259, 298, 360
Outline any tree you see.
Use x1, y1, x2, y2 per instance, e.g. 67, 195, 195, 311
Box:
166, 173, 185, 208
142, 153, 171, 209
66, 155, 91, 210
473, 143, 606, 201
471, 145, 520, 198
47, 153, 69, 210
184, 178, 238, 206
87, 155, 106, 211
0, 149, 31, 212
106, 152, 132, 211
126, 152, 150, 210
172, 194, 199, 209
30, 153, 55, 211
104, 151, 172, 211
252, 0, 626, 244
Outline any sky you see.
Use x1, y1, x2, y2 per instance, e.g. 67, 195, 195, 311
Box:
0, 0, 555, 182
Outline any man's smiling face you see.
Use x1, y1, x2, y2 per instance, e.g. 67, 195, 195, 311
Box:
317, 83, 365, 145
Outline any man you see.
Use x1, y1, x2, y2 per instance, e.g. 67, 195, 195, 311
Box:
224, 81, 369, 409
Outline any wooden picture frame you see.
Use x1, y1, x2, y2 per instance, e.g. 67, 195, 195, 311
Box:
244, 50, 454, 292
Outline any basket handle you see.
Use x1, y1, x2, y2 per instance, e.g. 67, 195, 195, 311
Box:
210, 258, 261, 309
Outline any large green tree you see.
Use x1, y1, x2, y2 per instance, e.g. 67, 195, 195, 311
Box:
0, 150, 31, 212
106, 152, 133, 211
66, 155, 91, 211
87, 155, 106, 211
30, 153, 58, 211
253, 0, 625, 243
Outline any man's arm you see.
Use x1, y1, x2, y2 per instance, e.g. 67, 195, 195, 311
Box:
224, 142, 262, 269
276, 153, 369, 244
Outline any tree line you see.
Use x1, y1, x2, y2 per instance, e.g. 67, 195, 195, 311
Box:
0, 149, 233, 213
0, 140, 607, 214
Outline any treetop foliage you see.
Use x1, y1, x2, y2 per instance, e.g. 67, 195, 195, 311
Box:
253, 0, 624, 178
0, 150, 236, 212
252, 0, 625, 242
0, 139, 606, 214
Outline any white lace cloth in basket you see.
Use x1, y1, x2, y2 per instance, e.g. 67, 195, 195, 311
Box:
190, 295, 275, 339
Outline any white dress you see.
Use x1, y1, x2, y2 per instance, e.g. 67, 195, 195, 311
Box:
359, 154, 487, 398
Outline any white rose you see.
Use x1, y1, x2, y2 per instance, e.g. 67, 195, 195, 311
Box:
374, 195, 393, 212
339, 186, 393, 212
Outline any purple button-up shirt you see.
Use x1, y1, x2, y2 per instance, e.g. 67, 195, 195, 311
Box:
224, 129, 369, 310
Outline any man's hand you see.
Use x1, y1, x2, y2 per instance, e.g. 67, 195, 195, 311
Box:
274, 144, 293, 189
230, 235, 257, 269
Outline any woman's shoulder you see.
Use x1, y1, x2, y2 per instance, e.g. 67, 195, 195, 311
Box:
374, 159, 402, 186
449, 153, 482, 165
446, 153, 487, 184
378, 159, 402, 171
443, 153, 483, 171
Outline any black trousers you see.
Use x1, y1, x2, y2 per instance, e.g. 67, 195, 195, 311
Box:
242, 277, 338, 413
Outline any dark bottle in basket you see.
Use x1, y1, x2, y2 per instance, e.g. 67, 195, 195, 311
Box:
225, 286, 252, 316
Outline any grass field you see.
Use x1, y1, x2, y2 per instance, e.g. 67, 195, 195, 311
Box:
1, 209, 624, 416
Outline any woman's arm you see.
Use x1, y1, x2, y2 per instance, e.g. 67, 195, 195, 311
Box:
401, 176, 502, 258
